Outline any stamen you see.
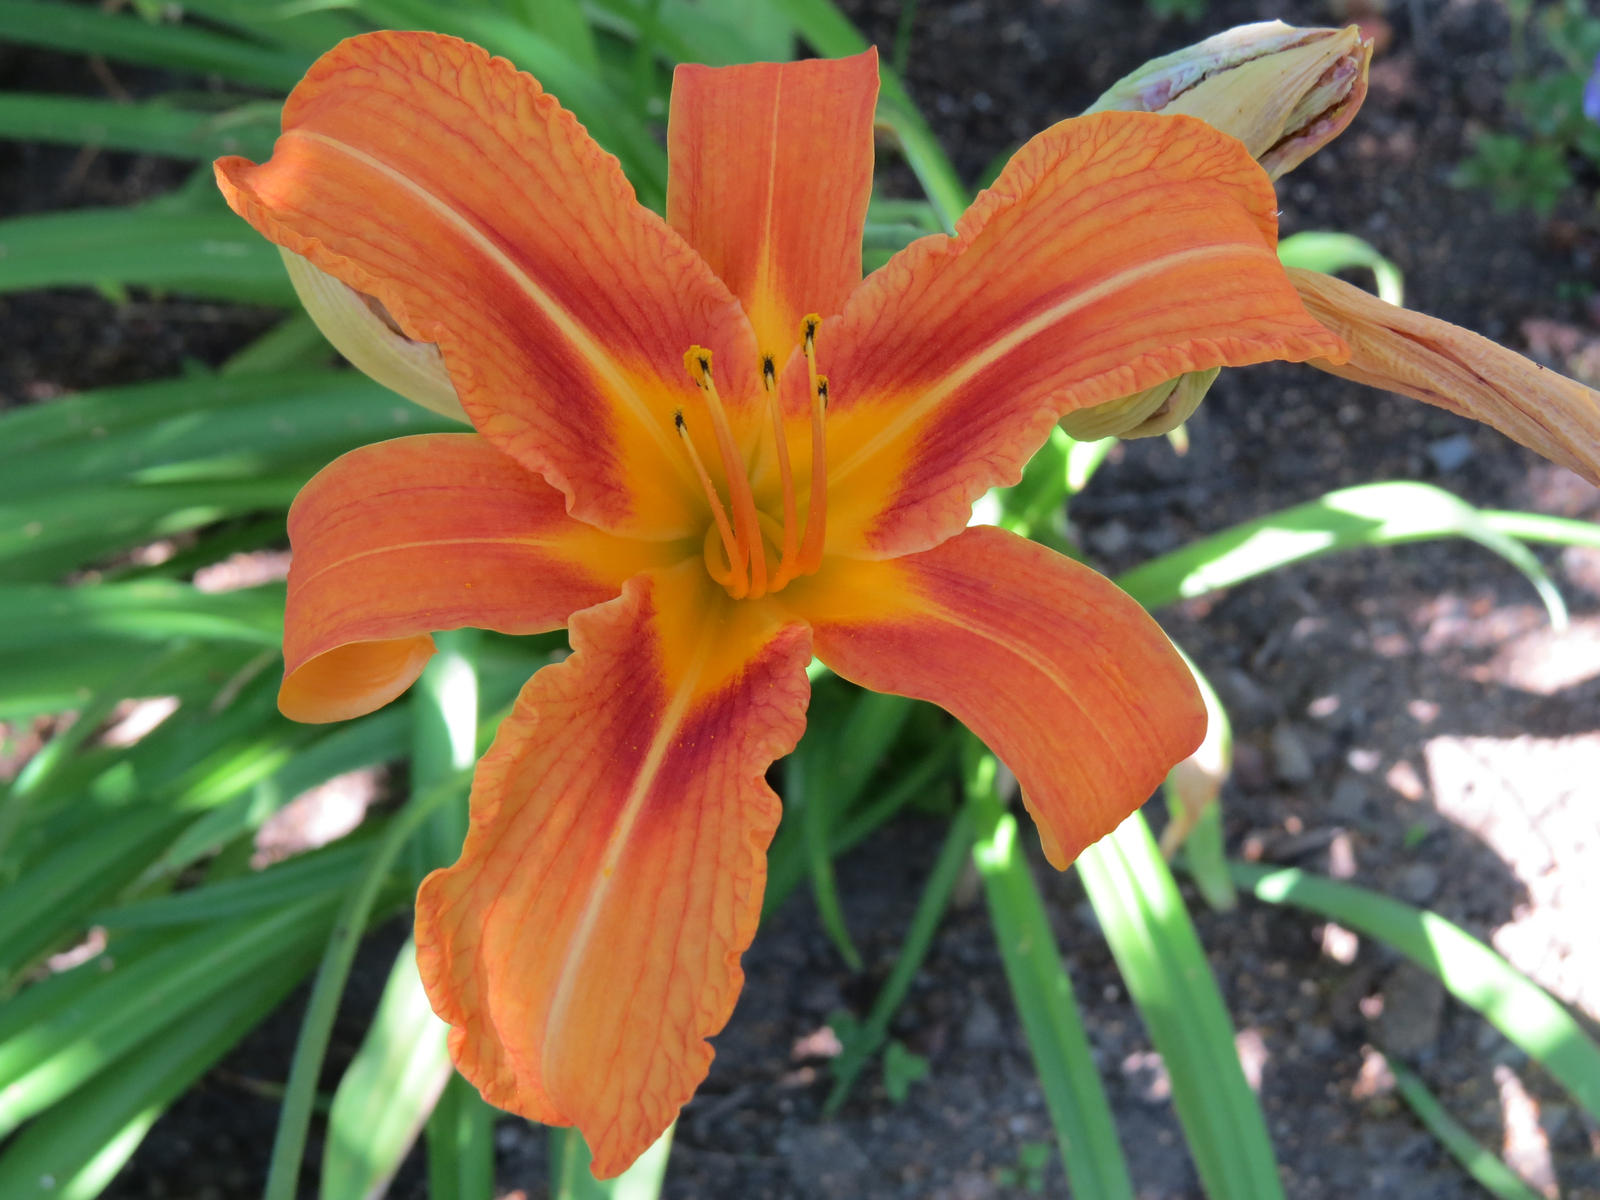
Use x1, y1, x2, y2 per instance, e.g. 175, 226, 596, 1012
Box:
685, 347, 767, 597
762, 353, 799, 581
675, 411, 746, 598
797, 375, 828, 574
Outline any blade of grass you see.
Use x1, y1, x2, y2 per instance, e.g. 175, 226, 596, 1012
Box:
218, 312, 331, 376
0, 941, 311, 1200
321, 940, 455, 1200
0, 208, 295, 305
0, 93, 278, 162
764, 739, 954, 918
0, 582, 283, 651
0, 893, 337, 1135
1229, 862, 1600, 1123
823, 806, 973, 1113
1075, 812, 1284, 1199
1115, 481, 1569, 630
406, 632, 496, 1196
771, 0, 969, 229
1482, 509, 1600, 550
426, 1077, 498, 1200
964, 747, 1135, 1200
1383, 1056, 1545, 1200
549, 1124, 675, 1199
0, 0, 311, 89
260, 751, 492, 1200
1277, 231, 1404, 306
0, 481, 301, 581
1160, 649, 1235, 911
161, 0, 364, 53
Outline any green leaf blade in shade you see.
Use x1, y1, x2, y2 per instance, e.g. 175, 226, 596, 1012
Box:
766, 0, 970, 230
1230, 862, 1600, 1124
0, 942, 310, 1200
0, 370, 453, 495
823, 806, 974, 1115
964, 750, 1135, 1200
0, 893, 336, 1138
148, 0, 363, 54
0, 0, 311, 90
0, 94, 279, 162
1277, 231, 1405, 305
549, 1124, 675, 1200
1384, 1056, 1546, 1200
0, 582, 283, 652
1162, 648, 1236, 912
321, 941, 455, 1200
404, 631, 497, 1198
260, 754, 492, 1200
0, 208, 296, 305
1076, 813, 1285, 1200
1116, 481, 1569, 631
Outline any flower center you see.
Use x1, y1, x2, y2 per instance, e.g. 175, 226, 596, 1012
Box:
674, 316, 828, 600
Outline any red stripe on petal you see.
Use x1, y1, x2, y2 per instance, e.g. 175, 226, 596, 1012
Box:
788, 526, 1203, 868
816, 112, 1347, 559
280, 433, 673, 723
416, 566, 811, 1175
217, 32, 759, 541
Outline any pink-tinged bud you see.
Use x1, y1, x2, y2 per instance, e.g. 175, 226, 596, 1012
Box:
1087, 21, 1372, 180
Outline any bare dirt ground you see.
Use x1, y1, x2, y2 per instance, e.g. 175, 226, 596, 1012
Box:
6, 0, 1600, 1197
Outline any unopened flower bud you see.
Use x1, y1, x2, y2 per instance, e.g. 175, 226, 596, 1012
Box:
1067, 24, 1371, 443
280, 248, 467, 422
1087, 21, 1372, 180
1059, 367, 1219, 442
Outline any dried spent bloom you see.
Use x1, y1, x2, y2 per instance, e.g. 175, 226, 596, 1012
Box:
216, 32, 1347, 1175
1291, 268, 1600, 487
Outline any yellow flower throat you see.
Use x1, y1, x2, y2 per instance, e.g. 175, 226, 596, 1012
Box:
674, 316, 828, 601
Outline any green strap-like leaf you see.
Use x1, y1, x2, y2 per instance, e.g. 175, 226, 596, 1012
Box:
0, 0, 311, 89
1077, 813, 1284, 1199
1232, 862, 1600, 1124
966, 751, 1135, 1200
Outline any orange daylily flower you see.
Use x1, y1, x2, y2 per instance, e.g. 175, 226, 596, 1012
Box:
216, 31, 1347, 1174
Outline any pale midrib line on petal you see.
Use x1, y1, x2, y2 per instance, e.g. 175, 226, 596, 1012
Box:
929, 598, 1139, 765
541, 602, 716, 1085
749, 71, 784, 344
829, 243, 1259, 489
290, 129, 692, 487
293, 534, 579, 593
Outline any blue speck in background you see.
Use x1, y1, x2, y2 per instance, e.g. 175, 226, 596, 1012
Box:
1585, 53, 1600, 124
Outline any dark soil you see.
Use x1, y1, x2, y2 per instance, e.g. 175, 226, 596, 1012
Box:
8, 1, 1600, 1197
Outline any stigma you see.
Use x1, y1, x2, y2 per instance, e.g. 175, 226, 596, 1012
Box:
674, 316, 828, 600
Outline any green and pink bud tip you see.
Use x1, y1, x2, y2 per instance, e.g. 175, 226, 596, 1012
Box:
1086, 21, 1373, 181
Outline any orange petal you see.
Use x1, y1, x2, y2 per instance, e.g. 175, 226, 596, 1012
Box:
813, 111, 1348, 559
415, 565, 811, 1177
216, 31, 760, 541
784, 526, 1205, 868
281, 433, 673, 723
1291, 267, 1600, 487
667, 50, 878, 358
